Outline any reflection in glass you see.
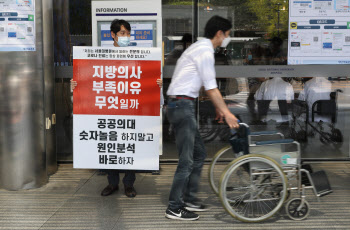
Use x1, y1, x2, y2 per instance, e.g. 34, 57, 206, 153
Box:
255, 77, 294, 123
52, 0, 349, 160
216, 77, 348, 160
171, 76, 349, 160
163, 1, 291, 65
291, 77, 344, 151
298, 77, 332, 122
163, 1, 193, 64
197, 0, 289, 66
164, 33, 193, 65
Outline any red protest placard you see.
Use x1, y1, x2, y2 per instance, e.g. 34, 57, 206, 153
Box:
73, 59, 161, 116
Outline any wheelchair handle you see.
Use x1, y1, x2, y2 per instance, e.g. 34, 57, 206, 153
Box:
230, 121, 249, 135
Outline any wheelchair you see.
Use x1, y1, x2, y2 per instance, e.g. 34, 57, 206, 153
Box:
209, 123, 332, 222
289, 90, 343, 148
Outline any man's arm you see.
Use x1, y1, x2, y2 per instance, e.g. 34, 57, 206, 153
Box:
206, 88, 239, 129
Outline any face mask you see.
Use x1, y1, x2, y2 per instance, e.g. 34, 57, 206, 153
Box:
248, 55, 252, 60
117, 36, 130, 47
221, 36, 231, 48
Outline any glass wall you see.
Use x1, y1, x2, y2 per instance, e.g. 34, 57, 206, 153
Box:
161, 0, 349, 160
53, 0, 350, 161
204, 77, 348, 159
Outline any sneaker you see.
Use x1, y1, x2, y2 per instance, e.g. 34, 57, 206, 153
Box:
184, 202, 209, 212
165, 207, 199, 221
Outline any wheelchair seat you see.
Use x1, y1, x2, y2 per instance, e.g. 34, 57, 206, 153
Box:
311, 100, 336, 123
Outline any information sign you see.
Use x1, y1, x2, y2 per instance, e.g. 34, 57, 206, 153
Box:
288, 0, 350, 64
0, 0, 35, 51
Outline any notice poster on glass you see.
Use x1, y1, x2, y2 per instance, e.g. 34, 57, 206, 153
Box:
100, 23, 154, 47
0, 0, 35, 51
288, 0, 350, 64
73, 46, 161, 170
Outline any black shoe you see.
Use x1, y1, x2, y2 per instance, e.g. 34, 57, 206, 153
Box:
124, 186, 137, 197
101, 184, 118, 196
97, 170, 107, 176
184, 202, 209, 212
165, 207, 199, 221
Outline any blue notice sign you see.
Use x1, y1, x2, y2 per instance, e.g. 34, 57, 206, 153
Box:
8, 18, 29, 21
297, 26, 320, 29
310, 19, 335, 24
323, 43, 332, 49
0, 12, 18, 17
324, 26, 348, 29
101, 30, 113, 41
8, 32, 16, 38
134, 30, 153, 40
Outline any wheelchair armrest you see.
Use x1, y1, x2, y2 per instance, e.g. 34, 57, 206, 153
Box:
248, 131, 285, 145
255, 139, 294, 145
250, 131, 280, 135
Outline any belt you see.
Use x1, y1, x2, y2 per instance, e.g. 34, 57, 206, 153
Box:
169, 95, 196, 101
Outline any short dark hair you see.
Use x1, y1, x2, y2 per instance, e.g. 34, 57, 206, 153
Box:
110, 19, 131, 33
204, 16, 232, 39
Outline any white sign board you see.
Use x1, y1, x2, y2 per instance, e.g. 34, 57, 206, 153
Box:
0, 0, 35, 51
288, 0, 350, 64
73, 47, 162, 170
92, 0, 162, 48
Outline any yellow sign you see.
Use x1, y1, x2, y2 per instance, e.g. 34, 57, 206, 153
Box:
290, 22, 297, 29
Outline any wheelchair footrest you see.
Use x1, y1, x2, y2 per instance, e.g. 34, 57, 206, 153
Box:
310, 170, 333, 197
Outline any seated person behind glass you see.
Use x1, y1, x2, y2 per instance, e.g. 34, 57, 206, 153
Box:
254, 77, 294, 122
247, 77, 266, 122
244, 45, 268, 65
298, 77, 332, 122
244, 50, 253, 65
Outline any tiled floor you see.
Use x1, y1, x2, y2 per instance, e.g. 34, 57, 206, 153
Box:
0, 162, 349, 230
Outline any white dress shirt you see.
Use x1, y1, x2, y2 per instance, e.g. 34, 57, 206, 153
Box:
298, 77, 332, 122
255, 77, 294, 101
166, 39, 218, 98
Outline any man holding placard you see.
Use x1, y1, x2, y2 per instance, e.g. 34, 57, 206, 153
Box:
72, 19, 162, 198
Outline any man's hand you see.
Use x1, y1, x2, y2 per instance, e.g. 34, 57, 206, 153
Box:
205, 88, 239, 129
215, 108, 224, 123
156, 79, 163, 88
70, 79, 77, 91
224, 113, 239, 129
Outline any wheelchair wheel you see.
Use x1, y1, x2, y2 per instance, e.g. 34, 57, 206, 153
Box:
331, 128, 343, 149
219, 154, 287, 222
209, 145, 235, 195
286, 198, 310, 220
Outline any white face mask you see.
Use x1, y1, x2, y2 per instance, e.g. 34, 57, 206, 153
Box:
117, 36, 130, 47
221, 36, 231, 48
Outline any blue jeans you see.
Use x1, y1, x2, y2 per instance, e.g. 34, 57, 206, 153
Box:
166, 98, 207, 209
107, 170, 136, 187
